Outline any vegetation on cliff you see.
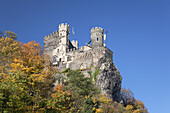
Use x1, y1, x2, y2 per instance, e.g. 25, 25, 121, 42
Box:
0, 32, 148, 112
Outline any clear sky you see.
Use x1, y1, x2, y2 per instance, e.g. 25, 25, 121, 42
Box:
0, 0, 170, 112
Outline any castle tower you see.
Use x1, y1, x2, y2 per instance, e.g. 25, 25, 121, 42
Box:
53, 23, 70, 63
57, 23, 70, 52
91, 27, 104, 48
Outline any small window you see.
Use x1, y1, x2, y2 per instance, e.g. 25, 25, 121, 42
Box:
97, 38, 99, 41
53, 57, 56, 63
60, 33, 62, 36
57, 49, 59, 53
60, 40, 62, 43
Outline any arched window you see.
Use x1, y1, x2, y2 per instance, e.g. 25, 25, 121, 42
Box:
97, 38, 99, 41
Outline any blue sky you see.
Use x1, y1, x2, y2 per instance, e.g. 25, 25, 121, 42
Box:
1, 0, 170, 112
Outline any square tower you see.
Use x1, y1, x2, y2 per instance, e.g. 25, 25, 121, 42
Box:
91, 27, 104, 48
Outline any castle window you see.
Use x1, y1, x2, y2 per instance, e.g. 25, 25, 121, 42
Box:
53, 57, 57, 63
97, 38, 99, 41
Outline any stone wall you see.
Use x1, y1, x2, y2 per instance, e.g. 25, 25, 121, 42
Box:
65, 47, 113, 71
44, 31, 59, 58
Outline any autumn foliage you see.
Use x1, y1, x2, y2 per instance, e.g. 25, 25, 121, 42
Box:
0, 35, 56, 112
0, 32, 148, 112
46, 84, 75, 112
120, 88, 148, 113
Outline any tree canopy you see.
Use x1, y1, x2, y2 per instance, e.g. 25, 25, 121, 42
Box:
0, 32, 148, 113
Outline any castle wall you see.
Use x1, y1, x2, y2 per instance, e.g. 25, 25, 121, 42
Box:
44, 32, 59, 58
60, 47, 113, 71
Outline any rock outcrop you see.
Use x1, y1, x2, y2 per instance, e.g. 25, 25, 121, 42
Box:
96, 58, 122, 102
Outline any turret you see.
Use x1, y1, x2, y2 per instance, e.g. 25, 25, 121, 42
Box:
52, 23, 70, 64
58, 23, 70, 48
56, 23, 70, 54
91, 27, 104, 48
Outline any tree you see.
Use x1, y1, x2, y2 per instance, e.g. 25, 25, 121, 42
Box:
0, 36, 56, 112
98, 101, 127, 113
46, 84, 75, 113
88, 68, 100, 83
5, 31, 17, 40
62, 70, 100, 112
64, 70, 99, 97
83, 94, 112, 113
0, 31, 148, 112
0, 37, 21, 74
120, 88, 135, 107
0, 36, 23, 112
0, 30, 3, 38
120, 88, 148, 113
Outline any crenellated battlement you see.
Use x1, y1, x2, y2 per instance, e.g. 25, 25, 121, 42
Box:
65, 47, 113, 68
44, 30, 58, 53
91, 27, 104, 34
59, 23, 70, 32
44, 31, 58, 39
66, 46, 84, 52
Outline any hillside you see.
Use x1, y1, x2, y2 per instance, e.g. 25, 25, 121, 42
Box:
0, 33, 148, 112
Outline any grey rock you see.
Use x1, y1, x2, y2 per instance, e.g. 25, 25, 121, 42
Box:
96, 58, 122, 102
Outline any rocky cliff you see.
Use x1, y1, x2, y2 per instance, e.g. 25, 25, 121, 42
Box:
55, 56, 122, 102
96, 58, 122, 102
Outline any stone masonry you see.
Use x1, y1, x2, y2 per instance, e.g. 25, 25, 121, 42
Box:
44, 23, 122, 101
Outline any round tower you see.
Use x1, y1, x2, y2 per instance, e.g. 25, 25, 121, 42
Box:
91, 27, 104, 48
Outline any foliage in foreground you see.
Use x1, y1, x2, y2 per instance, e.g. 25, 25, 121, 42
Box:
0, 33, 148, 112
0, 35, 56, 112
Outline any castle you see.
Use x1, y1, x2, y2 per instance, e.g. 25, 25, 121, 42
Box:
44, 23, 121, 101
44, 23, 113, 71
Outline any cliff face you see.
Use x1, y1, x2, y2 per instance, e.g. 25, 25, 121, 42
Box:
96, 58, 122, 102
53, 48, 122, 102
